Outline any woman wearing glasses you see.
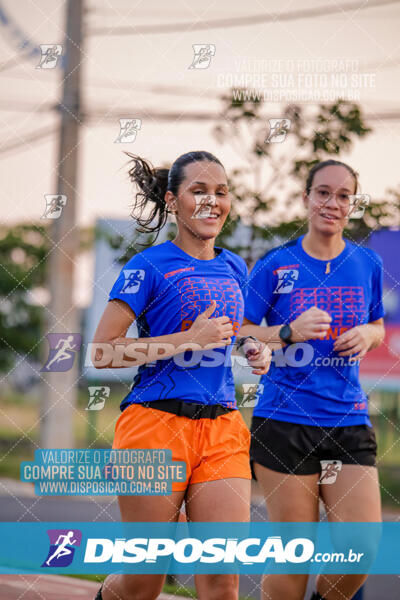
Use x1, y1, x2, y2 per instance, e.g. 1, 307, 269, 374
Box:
239, 160, 385, 600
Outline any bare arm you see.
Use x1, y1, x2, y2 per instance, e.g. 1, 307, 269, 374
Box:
334, 318, 385, 358
367, 318, 385, 349
92, 299, 234, 369
238, 306, 333, 351
238, 318, 283, 351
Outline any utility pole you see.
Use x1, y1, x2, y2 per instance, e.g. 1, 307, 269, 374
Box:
41, 0, 83, 448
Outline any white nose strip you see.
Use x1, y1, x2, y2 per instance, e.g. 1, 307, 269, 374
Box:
191, 194, 217, 219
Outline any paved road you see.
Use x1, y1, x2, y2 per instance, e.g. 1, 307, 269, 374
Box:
0, 491, 398, 599
0, 575, 101, 600
0, 574, 178, 600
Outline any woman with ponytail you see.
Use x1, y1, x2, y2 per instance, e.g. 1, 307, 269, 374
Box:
92, 151, 271, 600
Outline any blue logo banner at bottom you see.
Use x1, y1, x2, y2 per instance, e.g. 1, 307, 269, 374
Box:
0, 522, 398, 574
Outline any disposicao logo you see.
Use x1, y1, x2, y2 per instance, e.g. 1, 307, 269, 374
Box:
42, 529, 82, 567
83, 536, 314, 565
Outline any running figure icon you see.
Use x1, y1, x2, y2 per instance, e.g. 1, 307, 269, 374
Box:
44, 335, 77, 371
45, 531, 77, 566
120, 269, 145, 294
41, 333, 82, 372
274, 269, 299, 294
41, 194, 67, 219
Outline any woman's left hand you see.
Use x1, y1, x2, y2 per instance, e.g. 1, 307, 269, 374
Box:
333, 325, 373, 359
242, 339, 272, 375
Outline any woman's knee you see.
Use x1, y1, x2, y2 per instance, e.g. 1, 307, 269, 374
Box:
317, 572, 368, 600
197, 574, 239, 600
122, 577, 164, 600
262, 573, 309, 600
104, 574, 164, 600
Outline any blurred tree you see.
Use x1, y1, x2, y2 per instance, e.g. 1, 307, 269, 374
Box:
109, 97, 400, 265
0, 224, 95, 374
347, 187, 400, 239
0, 224, 49, 372
213, 92, 400, 262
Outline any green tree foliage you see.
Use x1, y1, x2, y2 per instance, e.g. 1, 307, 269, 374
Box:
213, 92, 400, 257
0, 225, 49, 371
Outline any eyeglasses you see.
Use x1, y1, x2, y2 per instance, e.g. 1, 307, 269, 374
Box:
309, 187, 351, 208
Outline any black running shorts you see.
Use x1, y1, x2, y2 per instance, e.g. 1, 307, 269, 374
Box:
250, 417, 377, 476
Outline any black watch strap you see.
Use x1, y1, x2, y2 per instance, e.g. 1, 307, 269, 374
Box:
235, 335, 257, 351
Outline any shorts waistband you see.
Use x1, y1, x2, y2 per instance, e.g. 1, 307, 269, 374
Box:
140, 400, 235, 420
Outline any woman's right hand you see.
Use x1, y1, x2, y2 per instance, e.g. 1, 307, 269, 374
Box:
290, 306, 332, 342
189, 300, 234, 348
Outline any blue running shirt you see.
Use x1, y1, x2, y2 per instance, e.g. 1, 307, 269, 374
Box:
244, 235, 384, 427
109, 240, 247, 411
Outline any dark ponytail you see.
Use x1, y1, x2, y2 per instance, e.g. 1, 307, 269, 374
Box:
125, 150, 224, 242
125, 153, 169, 241
305, 159, 359, 194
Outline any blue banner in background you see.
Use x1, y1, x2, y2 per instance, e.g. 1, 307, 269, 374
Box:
368, 230, 400, 324
0, 522, 399, 574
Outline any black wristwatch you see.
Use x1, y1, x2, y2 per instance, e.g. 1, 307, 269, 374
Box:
279, 324, 293, 345
235, 335, 257, 353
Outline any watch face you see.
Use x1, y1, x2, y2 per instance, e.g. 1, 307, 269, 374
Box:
280, 324, 291, 342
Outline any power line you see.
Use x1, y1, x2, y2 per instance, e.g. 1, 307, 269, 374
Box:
0, 1, 41, 71
0, 54, 29, 73
88, 79, 218, 97
86, 109, 213, 122
86, 108, 400, 123
0, 126, 56, 157
3, 106, 400, 160
90, 0, 400, 36
365, 111, 400, 120
0, 99, 55, 112
3, 51, 400, 90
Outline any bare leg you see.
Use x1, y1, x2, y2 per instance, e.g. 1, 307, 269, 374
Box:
317, 465, 381, 600
254, 463, 320, 600
186, 477, 251, 600
102, 490, 186, 600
